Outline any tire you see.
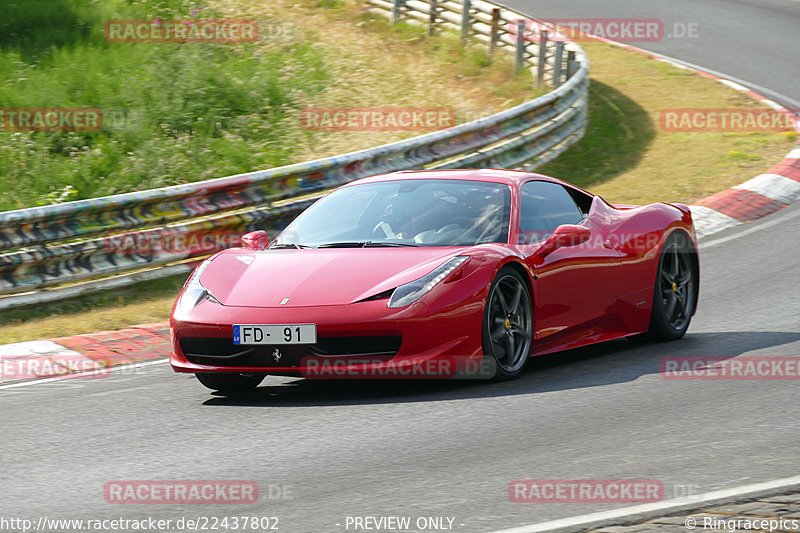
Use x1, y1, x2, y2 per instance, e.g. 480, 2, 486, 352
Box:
644, 231, 697, 341
195, 373, 265, 392
481, 267, 534, 381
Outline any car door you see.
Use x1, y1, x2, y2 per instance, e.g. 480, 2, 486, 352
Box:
516, 180, 623, 349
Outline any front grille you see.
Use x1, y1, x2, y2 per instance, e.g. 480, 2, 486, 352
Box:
180, 336, 402, 367
309, 336, 401, 356
180, 337, 250, 358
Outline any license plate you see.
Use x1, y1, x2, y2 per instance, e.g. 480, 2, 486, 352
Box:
233, 324, 317, 345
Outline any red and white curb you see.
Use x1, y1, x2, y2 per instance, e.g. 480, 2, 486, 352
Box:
0, 340, 105, 382
0, 322, 170, 384
691, 146, 800, 238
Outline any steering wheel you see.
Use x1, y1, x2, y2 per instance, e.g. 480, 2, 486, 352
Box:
373, 221, 396, 239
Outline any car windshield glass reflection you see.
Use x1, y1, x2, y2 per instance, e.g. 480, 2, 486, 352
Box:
272, 179, 511, 248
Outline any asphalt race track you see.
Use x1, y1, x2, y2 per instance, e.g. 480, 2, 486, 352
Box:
1, 1, 799, 532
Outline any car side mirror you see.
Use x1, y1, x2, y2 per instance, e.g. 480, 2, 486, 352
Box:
240, 230, 269, 250
532, 224, 590, 264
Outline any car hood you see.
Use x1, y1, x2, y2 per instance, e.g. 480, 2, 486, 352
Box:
199, 247, 469, 308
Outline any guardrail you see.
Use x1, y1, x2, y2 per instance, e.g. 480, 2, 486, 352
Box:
0, 0, 589, 308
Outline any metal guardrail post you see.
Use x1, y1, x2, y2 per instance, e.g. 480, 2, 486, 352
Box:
460, 0, 472, 44
391, 0, 404, 24
566, 50, 578, 80
487, 8, 500, 64
514, 19, 526, 73
552, 41, 565, 86
428, 0, 439, 36
537, 29, 548, 87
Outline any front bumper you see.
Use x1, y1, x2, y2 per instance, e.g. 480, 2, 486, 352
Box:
170, 297, 484, 378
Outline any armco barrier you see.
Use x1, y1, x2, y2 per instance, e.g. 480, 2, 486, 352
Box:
0, 0, 588, 306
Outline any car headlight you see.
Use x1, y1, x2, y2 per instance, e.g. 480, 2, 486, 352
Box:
388, 256, 468, 308
177, 259, 221, 313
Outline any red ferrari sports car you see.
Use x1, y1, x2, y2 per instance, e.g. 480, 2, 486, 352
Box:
170, 169, 698, 391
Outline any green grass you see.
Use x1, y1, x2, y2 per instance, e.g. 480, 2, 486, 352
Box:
538, 79, 656, 191
538, 42, 795, 205
345, 6, 538, 100
0, 0, 328, 210
0, 274, 187, 344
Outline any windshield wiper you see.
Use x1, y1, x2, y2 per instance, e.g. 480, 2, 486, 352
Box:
364, 241, 418, 247
317, 241, 418, 248
317, 241, 365, 248
270, 243, 310, 249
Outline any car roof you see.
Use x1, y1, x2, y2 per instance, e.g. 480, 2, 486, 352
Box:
347, 169, 565, 188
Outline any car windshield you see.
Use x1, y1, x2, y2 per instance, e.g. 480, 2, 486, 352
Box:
272, 179, 511, 248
